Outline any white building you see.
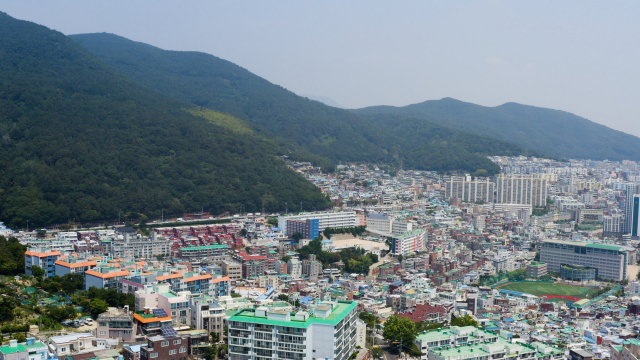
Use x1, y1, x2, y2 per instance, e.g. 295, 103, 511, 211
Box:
228, 300, 358, 360
366, 213, 413, 237
392, 229, 427, 256
496, 175, 548, 207
278, 211, 357, 232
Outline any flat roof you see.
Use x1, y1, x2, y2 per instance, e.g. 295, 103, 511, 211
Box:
229, 300, 357, 328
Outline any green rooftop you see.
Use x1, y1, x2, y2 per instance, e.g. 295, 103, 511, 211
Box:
0, 344, 26, 354
229, 300, 357, 328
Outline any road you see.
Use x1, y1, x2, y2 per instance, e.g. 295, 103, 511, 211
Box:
369, 253, 393, 277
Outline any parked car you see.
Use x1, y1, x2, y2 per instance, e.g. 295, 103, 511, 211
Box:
85, 319, 93, 326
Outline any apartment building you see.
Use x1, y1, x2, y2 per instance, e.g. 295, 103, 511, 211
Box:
221, 261, 242, 280
189, 296, 225, 341
540, 239, 632, 281
278, 211, 357, 232
631, 194, 640, 237
97, 307, 135, 341
302, 254, 322, 278
285, 218, 320, 239
418, 326, 563, 360
140, 334, 188, 360
445, 180, 495, 203
526, 262, 548, 279
604, 213, 624, 236
366, 213, 413, 237
496, 175, 548, 207
624, 184, 639, 234
177, 245, 228, 261
54, 257, 98, 277
85, 268, 131, 291
111, 234, 171, 259
392, 229, 427, 256
228, 299, 358, 360
25, 248, 61, 279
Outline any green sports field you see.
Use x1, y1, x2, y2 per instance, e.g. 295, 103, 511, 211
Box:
495, 282, 599, 299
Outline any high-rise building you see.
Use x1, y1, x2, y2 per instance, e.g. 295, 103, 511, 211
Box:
285, 219, 319, 239
445, 180, 495, 203
228, 300, 358, 360
632, 194, 640, 237
624, 183, 639, 234
495, 175, 548, 207
540, 239, 633, 281
391, 229, 427, 256
603, 213, 624, 236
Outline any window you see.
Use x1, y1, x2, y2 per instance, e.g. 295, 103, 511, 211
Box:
162, 341, 169, 347
150, 352, 158, 358
180, 347, 187, 353
174, 339, 181, 345
99, 331, 107, 335
169, 349, 177, 355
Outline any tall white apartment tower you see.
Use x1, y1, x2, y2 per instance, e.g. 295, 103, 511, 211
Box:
632, 194, 640, 238
495, 175, 548, 207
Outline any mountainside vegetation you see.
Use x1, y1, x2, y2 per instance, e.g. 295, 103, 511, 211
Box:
354, 97, 640, 161
0, 12, 331, 228
71, 33, 532, 175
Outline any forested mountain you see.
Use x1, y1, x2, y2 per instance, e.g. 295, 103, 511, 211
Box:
354, 98, 640, 161
0, 12, 331, 228
71, 33, 530, 174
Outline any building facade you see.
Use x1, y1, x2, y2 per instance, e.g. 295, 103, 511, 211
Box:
540, 239, 631, 281
496, 175, 548, 207
25, 248, 61, 279
445, 180, 495, 204
285, 219, 320, 239
392, 229, 427, 256
278, 212, 357, 232
228, 300, 358, 360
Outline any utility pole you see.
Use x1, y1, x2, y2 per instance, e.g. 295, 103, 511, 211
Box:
162, 209, 163, 223
286, 202, 288, 215
26, 220, 29, 232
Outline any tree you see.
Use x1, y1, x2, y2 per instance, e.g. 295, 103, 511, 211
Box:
396, 255, 403, 263
450, 314, 478, 328
382, 315, 417, 349
266, 217, 278, 227
88, 298, 109, 317
371, 347, 384, 359
30, 265, 45, 281
240, 228, 248, 236
210, 331, 220, 343
291, 232, 303, 241
13, 333, 26, 343
359, 312, 380, 329
281, 255, 291, 263
202, 344, 218, 360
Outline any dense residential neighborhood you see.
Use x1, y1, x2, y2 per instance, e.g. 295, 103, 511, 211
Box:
0, 156, 640, 360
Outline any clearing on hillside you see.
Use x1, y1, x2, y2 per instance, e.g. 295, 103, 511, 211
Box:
494, 282, 599, 300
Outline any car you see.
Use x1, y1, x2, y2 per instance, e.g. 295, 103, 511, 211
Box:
85, 319, 93, 326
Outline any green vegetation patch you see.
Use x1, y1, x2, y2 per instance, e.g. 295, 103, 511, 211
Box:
184, 107, 254, 135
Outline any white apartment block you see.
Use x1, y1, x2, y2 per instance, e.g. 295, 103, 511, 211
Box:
278, 211, 357, 232
228, 300, 358, 360
496, 175, 547, 207
392, 229, 427, 256
540, 239, 631, 281
445, 180, 495, 203
366, 213, 413, 237
110, 234, 171, 259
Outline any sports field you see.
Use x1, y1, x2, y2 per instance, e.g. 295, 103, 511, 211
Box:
495, 282, 599, 300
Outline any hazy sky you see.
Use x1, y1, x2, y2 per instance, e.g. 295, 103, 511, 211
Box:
3, 1, 640, 136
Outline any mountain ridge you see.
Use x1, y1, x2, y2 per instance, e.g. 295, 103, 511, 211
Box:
70, 32, 532, 175
354, 97, 640, 161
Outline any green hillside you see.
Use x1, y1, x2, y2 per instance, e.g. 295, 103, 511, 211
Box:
71, 33, 531, 174
0, 12, 330, 228
354, 97, 640, 161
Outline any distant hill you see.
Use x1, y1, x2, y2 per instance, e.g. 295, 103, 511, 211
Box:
0, 12, 330, 228
300, 95, 345, 108
71, 33, 530, 174
354, 98, 640, 161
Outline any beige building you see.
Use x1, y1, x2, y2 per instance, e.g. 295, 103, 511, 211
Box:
220, 261, 241, 280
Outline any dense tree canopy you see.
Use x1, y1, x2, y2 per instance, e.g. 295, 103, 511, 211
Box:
0, 12, 330, 227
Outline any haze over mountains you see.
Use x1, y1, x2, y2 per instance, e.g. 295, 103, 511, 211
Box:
353, 99, 640, 162
2, 11, 639, 227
